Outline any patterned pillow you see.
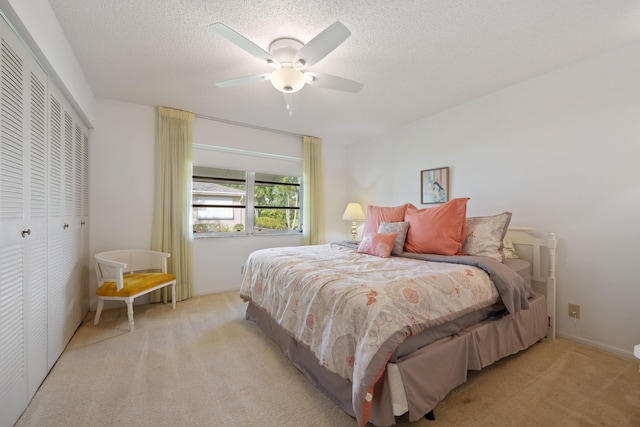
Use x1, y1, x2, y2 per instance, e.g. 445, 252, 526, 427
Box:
357, 232, 398, 258
462, 212, 512, 262
378, 221, 409, 255
503, 237, 519, 259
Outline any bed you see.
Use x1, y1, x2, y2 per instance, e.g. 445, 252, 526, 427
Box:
240, 201, 557, 426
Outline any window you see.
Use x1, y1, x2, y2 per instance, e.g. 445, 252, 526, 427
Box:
195, 197, 234, 220
193, 167, 301, 236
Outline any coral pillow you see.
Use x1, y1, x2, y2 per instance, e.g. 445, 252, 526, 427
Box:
362, 204, 414, 236
357, 232, 398, 258
403, 198, 470, 255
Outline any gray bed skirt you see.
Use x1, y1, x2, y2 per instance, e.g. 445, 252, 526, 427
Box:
245, 293, 547, 426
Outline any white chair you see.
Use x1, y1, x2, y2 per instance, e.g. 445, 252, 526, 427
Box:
94, 249, 177, 331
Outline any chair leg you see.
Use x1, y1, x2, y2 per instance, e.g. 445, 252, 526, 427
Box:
171, 283, 176, 309
94, 299, 104, 325
126, 300, 135, 332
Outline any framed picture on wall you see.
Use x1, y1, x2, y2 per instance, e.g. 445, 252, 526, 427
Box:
421, 167, 449, 204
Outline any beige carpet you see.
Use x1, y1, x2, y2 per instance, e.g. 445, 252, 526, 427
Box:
16, 292, 640, 427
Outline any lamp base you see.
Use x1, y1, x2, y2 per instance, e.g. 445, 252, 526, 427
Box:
350, 221, 358, 240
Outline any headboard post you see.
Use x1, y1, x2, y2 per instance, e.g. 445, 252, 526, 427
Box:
506, 227, 557, 340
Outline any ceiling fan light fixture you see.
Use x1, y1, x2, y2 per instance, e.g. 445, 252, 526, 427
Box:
271, 67, 305, 93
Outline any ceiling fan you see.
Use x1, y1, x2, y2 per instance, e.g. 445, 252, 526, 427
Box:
211, 21, 363, 114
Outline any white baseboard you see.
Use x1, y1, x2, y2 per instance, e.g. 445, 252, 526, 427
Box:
193, 285, 240, 297
556, 331, 637, 361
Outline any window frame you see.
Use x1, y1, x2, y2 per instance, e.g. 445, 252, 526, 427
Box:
192, 168, 302, 237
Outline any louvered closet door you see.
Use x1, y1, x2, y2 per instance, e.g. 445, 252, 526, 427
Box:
46, 88, 62, 366
67, 120, 84, 329
0, 25, 28, 424
79, 126, 89, 315
0, 15, 48, 426
82, 131, 89, 308
47, 84, 89, 366
47, 85, 68, 366
25, 62, 48, 400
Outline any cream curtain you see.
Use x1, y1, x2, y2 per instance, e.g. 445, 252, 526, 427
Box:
151, 106, 194, 302
302, 136, 325, 245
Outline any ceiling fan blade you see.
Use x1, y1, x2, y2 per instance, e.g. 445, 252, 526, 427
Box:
293, 21, 350, 69
305, 72, 363, 93
215, 74, 271, 88
282, 92, 300, 116
211, 23, 280, 68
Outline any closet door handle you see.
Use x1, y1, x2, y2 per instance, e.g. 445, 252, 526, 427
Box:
81, 220, 86, 226
21, 228, 31, 238
63, 223, 69, 230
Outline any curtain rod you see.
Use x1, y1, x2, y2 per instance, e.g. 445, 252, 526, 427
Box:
193, 113, 310, 138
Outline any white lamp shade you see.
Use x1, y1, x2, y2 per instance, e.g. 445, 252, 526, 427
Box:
271, 67, 305, 93
342, 202, 366, 221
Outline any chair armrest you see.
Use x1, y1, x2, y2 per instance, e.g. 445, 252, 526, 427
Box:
95, 257, 128, 269
95, 256, 126, 291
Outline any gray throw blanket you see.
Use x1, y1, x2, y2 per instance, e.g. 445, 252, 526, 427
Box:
399, 252, 532, 314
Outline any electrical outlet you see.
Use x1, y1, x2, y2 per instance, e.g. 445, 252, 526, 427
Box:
568, 303, 580, 319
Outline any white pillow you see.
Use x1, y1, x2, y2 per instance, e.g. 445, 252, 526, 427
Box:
462, 212, 512, 262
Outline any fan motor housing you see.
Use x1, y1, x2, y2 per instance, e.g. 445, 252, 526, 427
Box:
270, 38, 303, 64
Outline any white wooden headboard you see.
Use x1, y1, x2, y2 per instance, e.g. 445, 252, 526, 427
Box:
505, 227, 557, 340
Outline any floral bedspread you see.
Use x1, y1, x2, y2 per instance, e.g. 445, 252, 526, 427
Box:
240, 244, 500, 425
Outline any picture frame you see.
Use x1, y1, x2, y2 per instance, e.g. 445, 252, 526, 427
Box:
420, 167, 449, 204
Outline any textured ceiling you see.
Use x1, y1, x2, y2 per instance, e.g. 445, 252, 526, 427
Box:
48, 0, 640, 144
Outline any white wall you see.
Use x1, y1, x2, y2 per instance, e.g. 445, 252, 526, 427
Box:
89, 98, 350, 306
191, 118, 305, 295
348, 40, 640, 359
88, 99, 156, 309
191, 119, 351, 295
323, 142, 352, 242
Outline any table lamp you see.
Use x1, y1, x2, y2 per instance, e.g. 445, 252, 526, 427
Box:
342, 202, 366, 240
